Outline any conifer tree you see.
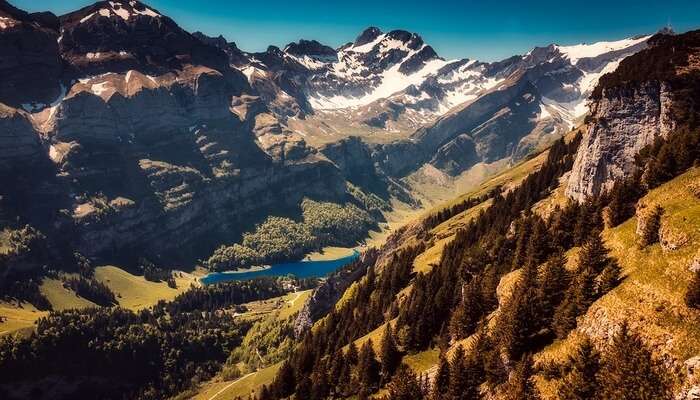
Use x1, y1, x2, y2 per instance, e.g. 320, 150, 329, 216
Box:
499, 251, 542, 359
686, 270, 700, 309
449, 280, 483, 341
639, 205, 664, 247
512, 217, 533, 269
257, 384, 272, 400
524, 218, 550, 270
552, 269, 596, 338
432, 351, 450, 400
538, 252, 570, 326
357, 339, 381, 395
380, 324, 401, 383
595, 261, 621, 296
386, 364, 424, 400
476, 332, 507, 387
444, 345, 480, 400
346, 341, 359, 365
447, 345, 468, 400
502, 354, 539, 400
579, 230, 611, 275
557, 337, 601, 400
273, 360, 296, 398
597, 322, 672, 400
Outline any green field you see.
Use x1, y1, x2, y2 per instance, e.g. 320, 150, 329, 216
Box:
94, 266, 197, 310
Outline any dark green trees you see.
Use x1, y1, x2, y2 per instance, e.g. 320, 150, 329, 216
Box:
380, 324, 402, 383
557, 337, 601, 400
597, 323, 672, 400
385, 364, 424, 400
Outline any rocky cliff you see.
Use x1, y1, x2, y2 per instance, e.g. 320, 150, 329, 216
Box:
0, 0, 366, 269
567, 29, 700, 201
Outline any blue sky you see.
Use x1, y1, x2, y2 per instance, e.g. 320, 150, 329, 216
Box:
12, 0, 700, 61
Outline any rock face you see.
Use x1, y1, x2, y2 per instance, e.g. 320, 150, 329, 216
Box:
0, 1, 63, 108
294, 249, 378, 337
566, 82, 675, 201
0, 1, 358, 267
567, 29, 700, 201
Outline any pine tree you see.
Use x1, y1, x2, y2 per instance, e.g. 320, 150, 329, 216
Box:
512, 217, 533, 270
357, 339, 381, 395
557, 337, 601, 400
579, 230, 611, 275
524, 218, 550, 270
639, 205, 664, 247
595, 261, 621, 296
499, 252, 542, 360
502, 355, 539, 400
476, 333, 507, 387
346, 341, 359, 365
449, 280, 483, 341
447, 345, 468, 400
597, 322, 672, 400
432, 351, 450, 400
538, 252, 570, 326
552, 268, 596, 338
386, 364, 424, 400
686, 270, 700, 309
380, 324, 402, 383
257, 384, 272, 400
272, 360, 295, 398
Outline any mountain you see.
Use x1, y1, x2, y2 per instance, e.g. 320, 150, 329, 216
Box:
1, 1, 700, 399
0, 0, 362, 270
0, 0, 656, 283
195, 26, 650, 190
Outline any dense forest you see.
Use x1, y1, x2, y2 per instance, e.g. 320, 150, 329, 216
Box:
207, 199, 376, 270
0, 277, 310, 400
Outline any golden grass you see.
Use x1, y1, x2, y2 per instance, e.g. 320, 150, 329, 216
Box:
194, 362, 283, 400
534, 167, 700, 396
403, 348, 440, 374
94, 266, 195, 311
0, 301, 47, 335
306, 246, 356, 261
40, 278, 97, 310
277, 290, 312, 320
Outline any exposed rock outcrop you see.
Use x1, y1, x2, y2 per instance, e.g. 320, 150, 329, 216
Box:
567, 81, 675, 201
294, 249, 378, 337
567, 29, 700, 201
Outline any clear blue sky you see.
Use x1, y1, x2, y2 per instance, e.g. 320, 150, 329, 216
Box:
12, 0, 700, 61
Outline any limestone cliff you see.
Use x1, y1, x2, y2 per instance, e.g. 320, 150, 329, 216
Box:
567, 29, 700, 201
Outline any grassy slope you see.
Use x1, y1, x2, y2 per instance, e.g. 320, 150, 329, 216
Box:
533, 168, 700, 398
193, 290, 312, 399
330, 147, 700, 398
0, 302, 46, 335
93, 266, 196, 311
40, 278, 97, 310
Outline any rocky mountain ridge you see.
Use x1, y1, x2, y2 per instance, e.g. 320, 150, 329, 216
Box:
0, 0, 664, 272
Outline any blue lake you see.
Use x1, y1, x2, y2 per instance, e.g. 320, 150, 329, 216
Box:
200, 250, 360, 285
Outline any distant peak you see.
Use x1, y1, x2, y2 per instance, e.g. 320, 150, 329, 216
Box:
284, 39, 336, 58
354, 27, 382, 46
657, 26, 675, 36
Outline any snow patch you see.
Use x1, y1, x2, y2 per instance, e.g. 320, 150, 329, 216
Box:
0, 16, 17, 30
556, 35, 650, 65
350, 34, 386, 53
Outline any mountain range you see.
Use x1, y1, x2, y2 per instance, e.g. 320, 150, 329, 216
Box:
0, 0, 655, 269
1, 1, 700, 400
